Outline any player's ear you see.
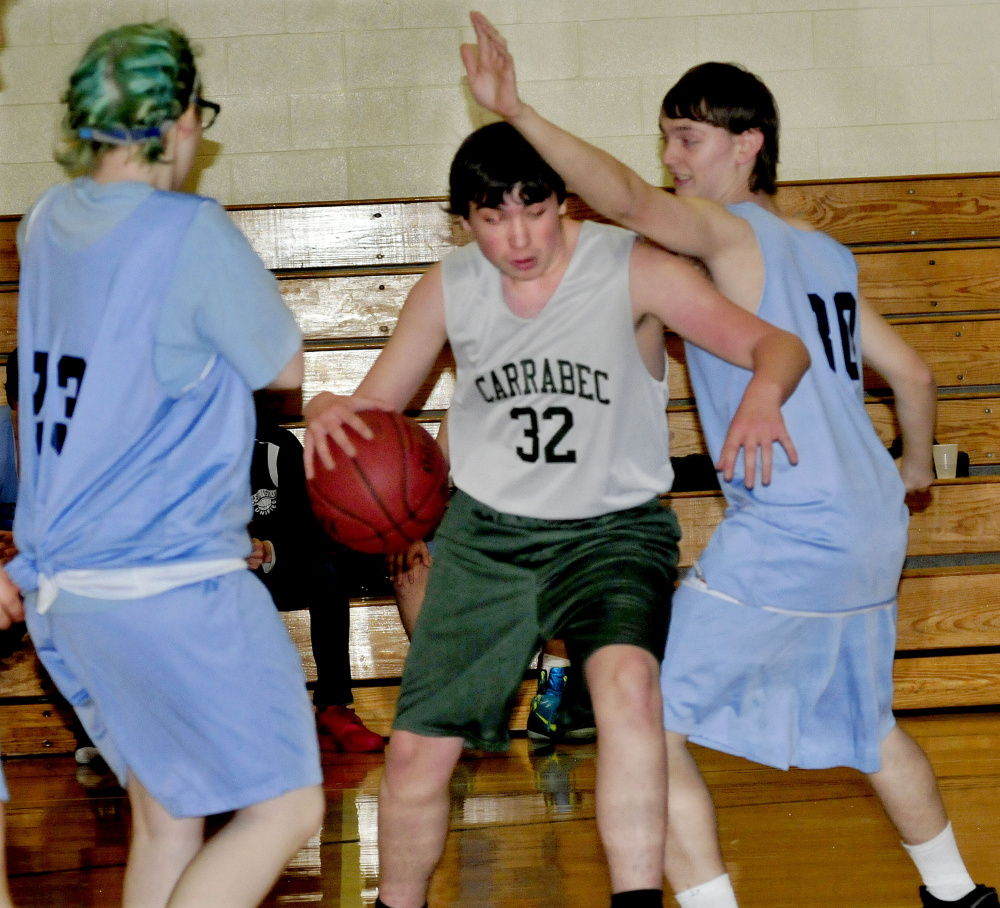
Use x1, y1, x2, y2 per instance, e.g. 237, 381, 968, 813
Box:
734, 128, 764, 165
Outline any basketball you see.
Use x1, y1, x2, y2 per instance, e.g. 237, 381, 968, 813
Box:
307, 409, 450, 554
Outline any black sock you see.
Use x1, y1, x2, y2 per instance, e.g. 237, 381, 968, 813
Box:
610, 890, 663, 908
374, 900, 427, 908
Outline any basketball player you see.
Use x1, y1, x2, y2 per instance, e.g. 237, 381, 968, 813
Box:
462, 13, 996, 908
305, 120, 809, 908
0, 24, 323, 907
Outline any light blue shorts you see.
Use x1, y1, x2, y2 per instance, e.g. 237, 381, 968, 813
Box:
24, 571, 322, 818
662, 573, 897, 774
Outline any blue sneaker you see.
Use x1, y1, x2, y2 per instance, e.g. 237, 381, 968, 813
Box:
527, 666, 567, 741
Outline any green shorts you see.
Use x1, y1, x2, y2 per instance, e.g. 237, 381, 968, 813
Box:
394, 490, 681, 750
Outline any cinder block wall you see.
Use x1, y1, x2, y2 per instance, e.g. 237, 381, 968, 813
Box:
1, 0, 999, 213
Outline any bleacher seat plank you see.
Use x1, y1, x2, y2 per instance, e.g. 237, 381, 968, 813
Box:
906, 478, 1000, 556
866, 395, 1000, 465
858, 246, 1000, 318
280, 272, 421, 341
303, 347, 455, 412
0, 702, 76, 757
894, 654, 1000, 710
0, 291, 16, 354
886, 317, 1000, 389
777, 174, 1000, 245
230, 199, 463, 272
897, 567, 1000, 650
0, 216, 18, 284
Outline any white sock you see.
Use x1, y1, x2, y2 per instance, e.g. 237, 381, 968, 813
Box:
902, 822, 976, 902
675, 873, 739, 908
540, 653, 570, 671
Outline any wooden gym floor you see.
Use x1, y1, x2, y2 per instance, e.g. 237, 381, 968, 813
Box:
3, 711, 998, 907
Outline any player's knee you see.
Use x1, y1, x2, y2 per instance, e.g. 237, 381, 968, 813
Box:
591, 647, 661, 720
295, 785, 327, 840
247, 784, 325, 845
383, 732, 461, 796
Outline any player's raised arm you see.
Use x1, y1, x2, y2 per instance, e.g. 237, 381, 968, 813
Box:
858, 296, 936, 493
303, 264, 448, 477
630, 241, 808, 486
461, 11, 735, 261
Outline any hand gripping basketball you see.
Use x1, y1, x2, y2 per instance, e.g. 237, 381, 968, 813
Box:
306, 410, 450, 554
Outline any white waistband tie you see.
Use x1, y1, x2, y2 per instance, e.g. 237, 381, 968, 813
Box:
36, 558, 247, 614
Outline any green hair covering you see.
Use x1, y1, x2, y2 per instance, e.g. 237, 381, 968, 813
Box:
56, 22, 197, 175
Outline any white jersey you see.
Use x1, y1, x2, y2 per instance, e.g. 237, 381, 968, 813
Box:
442, 220, 673, 519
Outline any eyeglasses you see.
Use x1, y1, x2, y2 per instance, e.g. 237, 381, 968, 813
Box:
195, 94, 220, 130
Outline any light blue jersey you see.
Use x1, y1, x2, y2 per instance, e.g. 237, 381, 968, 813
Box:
8, 188, 294, 600
7, 182, 319, 814
685, 202, 908, 614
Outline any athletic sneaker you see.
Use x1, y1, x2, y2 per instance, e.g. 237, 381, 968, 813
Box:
74, 745, 101, 765
556, 695, 597, 742
316, 705, 384, 753
527, 666, 567, 741
920, 885, 1000, 907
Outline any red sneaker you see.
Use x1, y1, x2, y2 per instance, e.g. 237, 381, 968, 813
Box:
316, 705, 384, 753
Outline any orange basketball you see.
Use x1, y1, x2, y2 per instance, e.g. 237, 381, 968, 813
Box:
307, 410, 450, 554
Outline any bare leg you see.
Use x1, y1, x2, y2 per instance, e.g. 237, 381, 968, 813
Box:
377, 730, 465, 908
867, 725, 948, 844
122, 774, 204, 908
123, 774, 324, 908
167, 785, 324, 907
585, 644, 666, 892
663, 732, 728, 894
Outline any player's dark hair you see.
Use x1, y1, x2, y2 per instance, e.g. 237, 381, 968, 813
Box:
4, 348, 16, 408
661, 62, 779, 196
448, 121, 567, 218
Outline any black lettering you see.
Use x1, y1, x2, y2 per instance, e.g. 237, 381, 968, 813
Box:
521, 359, 538, 394
558, 360, 575, 395
834, 292, 860, 380
475, 376, 494, 403
511, 407, 539, 462
808, 293, 835, 371
576, 363, 593, 400
490, 371, 508, 400
58, 356, 86, 419
594, 370, 610, 404
540, 360, 557, 394
542, 407, 576, 463
32, 351, 47, 416
503, 363, 521, 397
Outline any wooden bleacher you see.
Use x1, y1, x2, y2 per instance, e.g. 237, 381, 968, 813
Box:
2, 173, 1000, 754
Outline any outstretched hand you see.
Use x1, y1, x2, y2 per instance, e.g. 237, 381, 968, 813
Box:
460, 11, 524, 119
716, 380, 798, 488
0, 567, 23, 630
302, 392, 393, 480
